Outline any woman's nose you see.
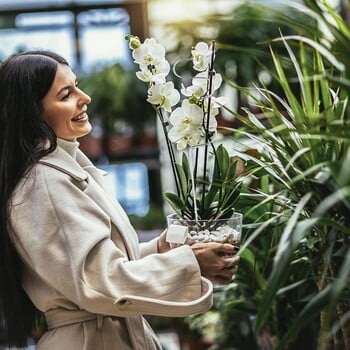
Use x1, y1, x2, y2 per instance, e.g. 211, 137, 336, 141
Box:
78, 89, 92, 105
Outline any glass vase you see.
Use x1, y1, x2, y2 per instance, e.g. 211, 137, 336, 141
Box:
166, 212, 243, 254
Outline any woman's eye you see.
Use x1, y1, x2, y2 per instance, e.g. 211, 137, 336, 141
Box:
61, 92, 70, 100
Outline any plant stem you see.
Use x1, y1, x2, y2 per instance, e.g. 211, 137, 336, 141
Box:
189, 147, 199, 222
318, 307, 333, 350
336, 302, 350, 350
210, 142, 224, 218
201, 40, 216, 213
327, 253, 350, 350
157, 108, 182, 202
317, 258, 340, 350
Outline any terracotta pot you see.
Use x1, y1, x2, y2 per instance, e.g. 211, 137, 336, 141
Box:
104, 134, 134, 156
136, 134, 158, 148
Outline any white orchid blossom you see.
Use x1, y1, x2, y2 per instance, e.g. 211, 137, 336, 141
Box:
204, 96, 227, 117
132, 38, 170, 83
180, 83, 206, 101
181, 71, 225, 121
168, 99, 206, 150
132, 37, 166, 66
181, 71, 223, 104
192, 71, 223, 93
136, 59, 170, 83
191, 42, 212, 72
147, 82, 180, 112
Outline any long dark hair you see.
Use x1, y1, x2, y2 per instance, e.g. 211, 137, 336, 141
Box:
0, 51, 68, 346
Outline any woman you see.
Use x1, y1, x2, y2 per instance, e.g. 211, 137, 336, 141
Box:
0, 51, 239, 349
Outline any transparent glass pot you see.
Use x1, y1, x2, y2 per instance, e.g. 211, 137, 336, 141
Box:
166, 212, 243, 254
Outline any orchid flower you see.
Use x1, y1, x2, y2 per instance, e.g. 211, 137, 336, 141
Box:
192, 71, 223, 93
136, 60, 170, 83
168, 99, 205, 150
191, 42, 212, 72
133, 38, 170, 83
180, 84, 206, 103
132, 37, 166, 66
181, 70, 223, 106
147, 82, 180, 112
204, 96, 227, 117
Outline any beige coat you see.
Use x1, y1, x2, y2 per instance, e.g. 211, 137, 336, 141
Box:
9, 144, 213, 350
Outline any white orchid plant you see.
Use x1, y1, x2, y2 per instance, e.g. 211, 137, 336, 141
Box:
126, 35, 242, 223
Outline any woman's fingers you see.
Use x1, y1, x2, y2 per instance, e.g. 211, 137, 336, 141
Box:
215, 243, 236, 255
157, 230, 171, 253
191, 242, 240, 284
223, 255, 240, 267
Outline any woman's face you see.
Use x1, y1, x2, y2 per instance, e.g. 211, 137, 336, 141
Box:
41, 63, 92, 141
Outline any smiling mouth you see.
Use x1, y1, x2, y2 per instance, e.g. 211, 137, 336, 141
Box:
72, 112, 87, 121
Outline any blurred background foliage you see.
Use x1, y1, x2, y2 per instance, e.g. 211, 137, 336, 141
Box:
162, 2, 321, 111
79, 63, 155, 135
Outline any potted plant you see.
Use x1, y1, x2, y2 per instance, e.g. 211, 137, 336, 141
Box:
199, 1, 350, 349
126, 35, 244, 246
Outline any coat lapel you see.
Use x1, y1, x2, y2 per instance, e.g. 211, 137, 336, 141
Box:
39, 146, 140, 260
39, 148, 88, 182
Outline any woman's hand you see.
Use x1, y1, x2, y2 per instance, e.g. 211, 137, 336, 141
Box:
191, 242, 240, 285
157, 230, 171, 253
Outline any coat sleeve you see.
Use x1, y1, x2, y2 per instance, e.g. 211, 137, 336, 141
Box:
139, 237, 159, 258
9, 165, 212, 317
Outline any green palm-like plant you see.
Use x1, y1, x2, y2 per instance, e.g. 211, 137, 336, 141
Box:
177, 2, 350, 349
195, 2, 350, 349
227, 20, 350, 350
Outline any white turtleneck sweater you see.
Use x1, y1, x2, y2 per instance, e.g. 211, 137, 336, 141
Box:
57, 138, 80, 160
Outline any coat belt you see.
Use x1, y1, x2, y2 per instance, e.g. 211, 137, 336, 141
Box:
45, 309, 113, 330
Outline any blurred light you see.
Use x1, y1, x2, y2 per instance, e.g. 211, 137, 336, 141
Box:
16, 11, 73, 27
100, 163, 150, 216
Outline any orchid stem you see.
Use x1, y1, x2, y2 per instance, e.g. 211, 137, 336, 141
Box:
201, 40, 216, 213
189, 148, 199, 223
157, 108, 182, 204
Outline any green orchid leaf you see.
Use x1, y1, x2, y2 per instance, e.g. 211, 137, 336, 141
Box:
181, 152, 191, 183
204, 186, 220, 211
174, 162, 189, 200
216, 144, 230, 176
226, 159, 238, 180
164, 192, 185, 214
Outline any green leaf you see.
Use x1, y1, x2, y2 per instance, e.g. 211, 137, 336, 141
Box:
271, 35, 345, 71
276, 286, 333, 350
181, 152, 191, 183
239, 248, 266, 289
216, 144, 230, 176
275, 242, 350, 349
255, 193, 315, 332
164, 192, 185, 214
204, 185, 220, 211
175, 162, 189, 201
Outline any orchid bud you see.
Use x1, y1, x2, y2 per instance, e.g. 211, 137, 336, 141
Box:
126, 35, 141, 50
